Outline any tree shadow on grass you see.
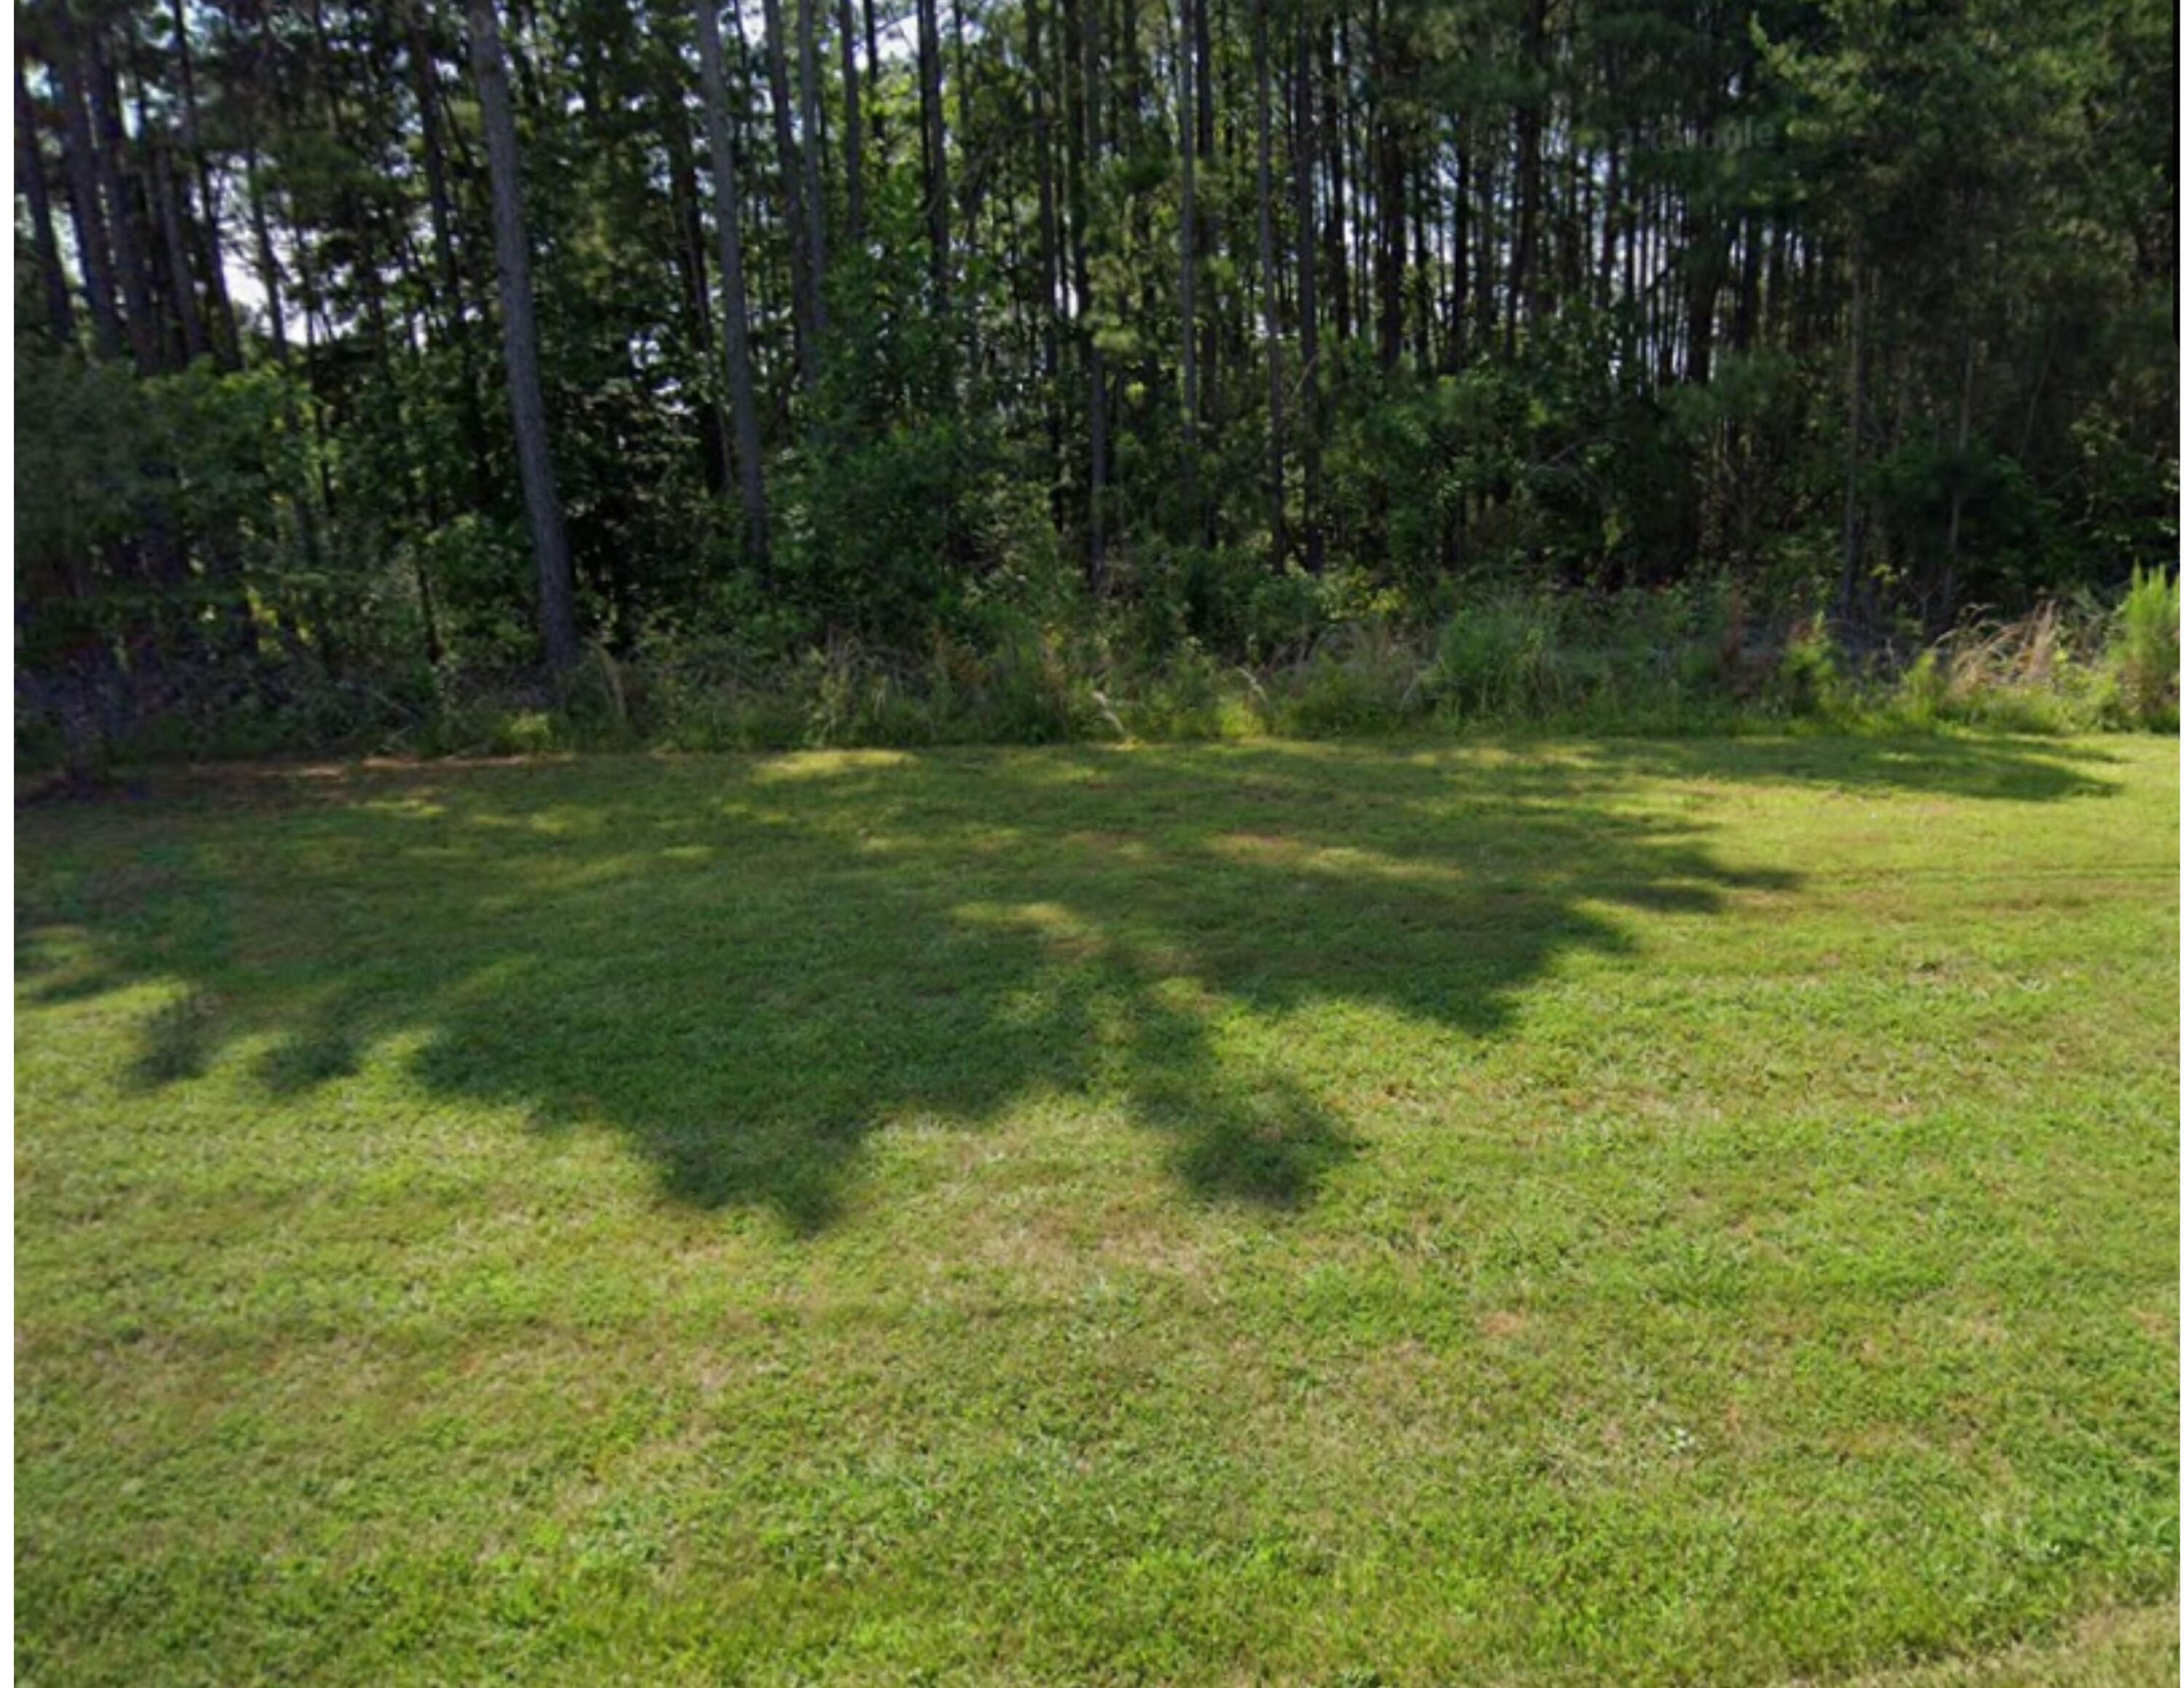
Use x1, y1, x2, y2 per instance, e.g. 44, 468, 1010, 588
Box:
14, 733, 2119, 1231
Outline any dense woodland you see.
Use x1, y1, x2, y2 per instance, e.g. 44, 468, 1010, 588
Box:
11, 0, 2180, 753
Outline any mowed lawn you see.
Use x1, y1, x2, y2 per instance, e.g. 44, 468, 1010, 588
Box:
14, 735, 2179, 1686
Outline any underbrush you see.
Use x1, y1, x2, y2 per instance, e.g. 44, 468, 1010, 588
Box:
19, 577, 2177, 770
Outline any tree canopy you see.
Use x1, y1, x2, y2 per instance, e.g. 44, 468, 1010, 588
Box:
12, 0, 2177, 718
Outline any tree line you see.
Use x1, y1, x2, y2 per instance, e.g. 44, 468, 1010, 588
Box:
12, 0, 2177, 703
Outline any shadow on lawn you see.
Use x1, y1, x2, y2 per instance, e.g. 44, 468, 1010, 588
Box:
15, 733, 2118, 1231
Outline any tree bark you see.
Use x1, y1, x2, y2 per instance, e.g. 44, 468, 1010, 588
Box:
84, 28, 161, 368
917, 0, 952, 310
168, 0, 237, 366
1508, 0, 1543, 352
761, 0, 821, 386
1029, 0, 1061, 406
1370, 0, 1404, 371
837, 0, 866, 244
1178, 0, 1198, 442
1252, 0, 1284, 561
467, 0, 579, 675
1294, 0, 1322, 572
1059, 0, 1104, 586
664, 82, 729, 496
795, 0, 828, 328
50, 7, 122, 358
696, 0, 772, 570
15, 42, 76, 345
1836, 240, 1867, 620
152, 142, 208, 363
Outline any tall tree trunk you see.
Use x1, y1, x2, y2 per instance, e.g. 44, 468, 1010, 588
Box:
1059, 0, 1104, 586
1451, 131, 1470, 365
1177, 0, 1198, 443
1409, 149, 1431, 364
243, 141, 288, 360
1082, 0, 1109, 582
1370, 0, 1404, 371
761, 0, 821, 387
1836, 240, 1866, 620
51, 8, 122, 358
411, 10, 493, 505
168, 0, 237, 365
84, 28, 162, 368
1939, 332, 1974, 631
1294, 0, 1322, 572
1321, 19, 1348, 345
795, 0, 828, 328
408, 4, 470, 331
467, 0, 579, 675
1195, 0, 1218, 446
837, 0, 865, 244
696, 0, 772, 570
1029, 0, 1061, 474
1252, 0, 1284, 561
1507, 0, 1543, 353
665, 84, 730, 495
917, 0, 951, 310
15, 43, 76, 344
152, 143, 208, 363
951, 0, 978, 338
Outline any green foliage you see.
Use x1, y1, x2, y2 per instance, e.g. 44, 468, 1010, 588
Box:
12, 0, 2177, 760
1426, 594, 1560, 718
31, 580, 2180, 771
1772, 616, 1848, 720
2117, 567, 2180, 730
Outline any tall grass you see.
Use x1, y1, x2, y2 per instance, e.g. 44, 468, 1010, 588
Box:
2118, 566, 2181, 730
20, 583, 2180, 771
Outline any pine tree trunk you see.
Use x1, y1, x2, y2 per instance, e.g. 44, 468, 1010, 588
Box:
1837, 240, 1867, 620
838, 0, 865, 244
696, 0, 772, 570
1059, 0, 1104, 586
665, 86, 730, 496
761, 0, 821, 386
84, 31, 162, 369
1294, 0, 1322, 572
15, 44, 76, 345
168, 0, 237, 366
795, 0, 828, 329
1369, 0, 1404, 371
52, 9, 123, 358
1029, 0, 1061, 474
467, 0, 579, 675
1508, 0, 1543, 353
917, 0, 951, 311
1178, 0, 1198, 442
152, 144, 208, 363
1252, 0, 1284, 561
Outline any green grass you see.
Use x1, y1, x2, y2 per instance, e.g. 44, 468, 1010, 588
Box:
15, 734, 2179, 1686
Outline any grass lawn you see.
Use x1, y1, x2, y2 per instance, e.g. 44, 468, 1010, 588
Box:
14, 734, 2179, 1685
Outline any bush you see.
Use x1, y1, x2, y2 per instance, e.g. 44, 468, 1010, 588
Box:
1275, 623, 1428, 737
1425, 595, 1557, 718
1771, 616, 1847, 720
22, 577, 2178, 772
2117, 566, 2180, 729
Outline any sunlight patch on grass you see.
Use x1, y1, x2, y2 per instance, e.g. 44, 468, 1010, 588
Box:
15, 734, 2176, 1685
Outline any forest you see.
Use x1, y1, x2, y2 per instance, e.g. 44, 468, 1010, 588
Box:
12, 0, 2180, 759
